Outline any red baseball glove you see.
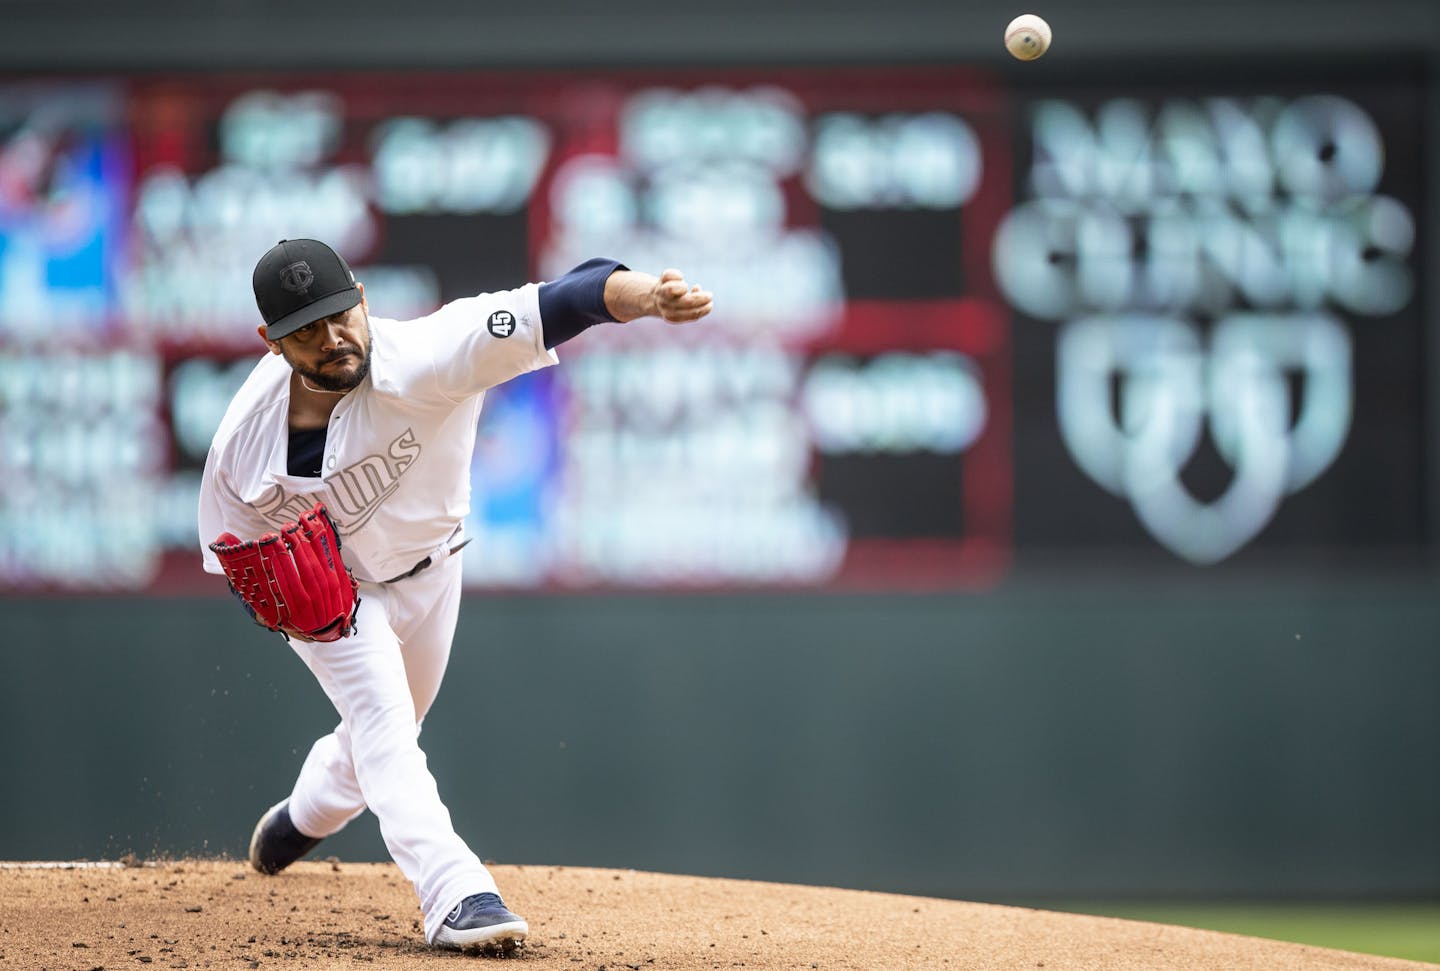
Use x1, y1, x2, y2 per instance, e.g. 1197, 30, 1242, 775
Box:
210, 502, 359, 642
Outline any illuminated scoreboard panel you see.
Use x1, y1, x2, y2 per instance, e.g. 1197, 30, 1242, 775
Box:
518, 73, 1013, 589
0, 63, 1425, 592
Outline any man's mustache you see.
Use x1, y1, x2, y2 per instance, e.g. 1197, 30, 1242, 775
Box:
323, 347, 362, 363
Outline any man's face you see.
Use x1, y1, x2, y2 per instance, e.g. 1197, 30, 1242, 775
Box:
260, 289, 372, 393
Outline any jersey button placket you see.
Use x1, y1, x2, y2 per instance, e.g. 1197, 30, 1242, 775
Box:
326, 402, 344, 473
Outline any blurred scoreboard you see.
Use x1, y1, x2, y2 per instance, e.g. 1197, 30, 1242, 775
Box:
0, 62, 1424, 592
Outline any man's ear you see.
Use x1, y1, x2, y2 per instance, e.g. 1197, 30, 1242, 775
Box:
257, 324, 282, 356
356, 281, 367, 310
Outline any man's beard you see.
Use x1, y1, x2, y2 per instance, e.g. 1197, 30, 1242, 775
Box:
290, 334, 373, 392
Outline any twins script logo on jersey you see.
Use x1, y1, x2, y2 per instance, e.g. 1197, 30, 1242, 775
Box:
257, 428, 423, 534
278, 261, 315, 294
487, 310, 516, 338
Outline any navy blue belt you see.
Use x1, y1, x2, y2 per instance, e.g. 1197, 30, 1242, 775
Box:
383, 537, 472, 583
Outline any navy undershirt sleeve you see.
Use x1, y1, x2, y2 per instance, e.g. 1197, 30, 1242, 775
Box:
538, 258, 627, 349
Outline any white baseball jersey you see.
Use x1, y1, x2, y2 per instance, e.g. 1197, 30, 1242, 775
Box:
198, 284, 556, 583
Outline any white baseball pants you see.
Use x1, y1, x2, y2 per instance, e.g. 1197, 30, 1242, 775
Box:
281, 553, 498, 944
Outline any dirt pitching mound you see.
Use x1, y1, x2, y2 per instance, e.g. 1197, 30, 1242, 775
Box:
0, 860, 1431, 971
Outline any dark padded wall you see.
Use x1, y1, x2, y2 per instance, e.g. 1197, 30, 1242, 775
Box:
3, 584, 1436, 900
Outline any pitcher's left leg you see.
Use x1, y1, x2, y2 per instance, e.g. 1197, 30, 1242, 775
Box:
385, 555, 528, 948
291, 584, 500, 943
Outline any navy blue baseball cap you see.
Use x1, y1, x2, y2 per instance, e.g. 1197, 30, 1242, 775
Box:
253, 238, 363, 339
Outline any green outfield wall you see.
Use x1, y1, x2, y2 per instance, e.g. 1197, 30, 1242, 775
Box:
3, 579, 1435, 902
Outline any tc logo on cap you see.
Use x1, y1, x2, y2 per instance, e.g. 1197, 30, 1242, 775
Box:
487, 310, 516, 338
279, 261, 315, 294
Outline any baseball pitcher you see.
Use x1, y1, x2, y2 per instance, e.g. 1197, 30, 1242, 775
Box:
198, 239, 712, 950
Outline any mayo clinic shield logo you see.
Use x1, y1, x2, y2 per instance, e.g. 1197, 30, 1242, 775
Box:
279, 261, 314, 294
989, 92, 1412, 566
1057, 314, 1352, 564
487, 310, 516, 338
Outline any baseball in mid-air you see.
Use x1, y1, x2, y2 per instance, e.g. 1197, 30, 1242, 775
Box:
1005, 14, 1052, 60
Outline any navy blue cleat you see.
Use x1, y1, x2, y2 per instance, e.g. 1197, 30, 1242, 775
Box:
248, 800, 323, 875
433, 892, 529, 951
